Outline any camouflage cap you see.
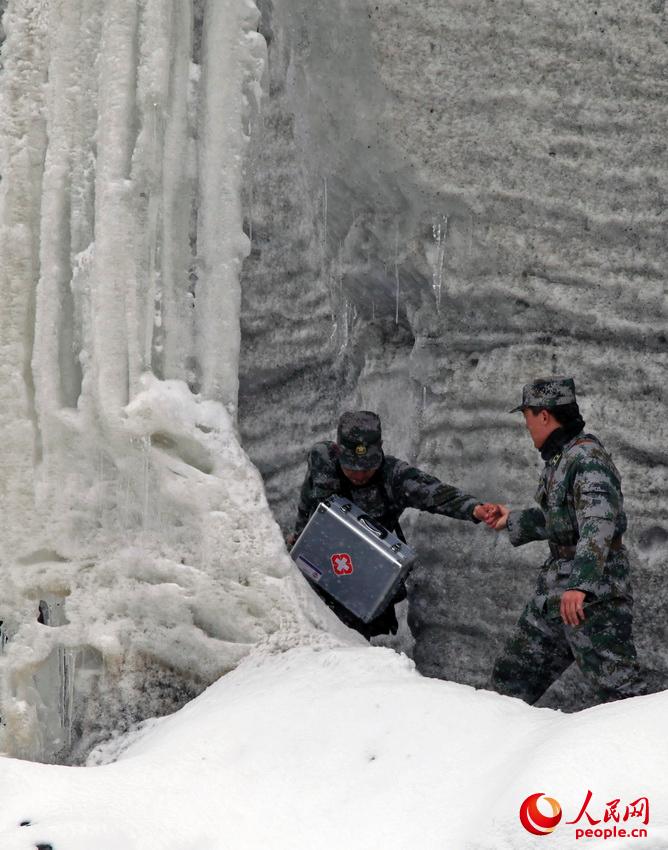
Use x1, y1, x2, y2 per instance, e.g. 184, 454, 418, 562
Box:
509, 376, 577, 413
336, 410, 383, 470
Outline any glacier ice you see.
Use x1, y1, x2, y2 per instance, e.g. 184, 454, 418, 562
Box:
0, 0, 349, 764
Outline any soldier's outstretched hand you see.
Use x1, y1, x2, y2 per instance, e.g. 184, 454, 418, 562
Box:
474, 503, 504, 525
488, 504, 510, 530
474, 503, 496, 523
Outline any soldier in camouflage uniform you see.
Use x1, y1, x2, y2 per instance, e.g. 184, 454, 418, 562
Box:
488, 376, 647, 704
289, 411, 496, 639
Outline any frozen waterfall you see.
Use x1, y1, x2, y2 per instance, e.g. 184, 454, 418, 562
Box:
0, 0, 347, 764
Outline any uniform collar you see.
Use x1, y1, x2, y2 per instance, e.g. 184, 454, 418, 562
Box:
540, 425, 585, 463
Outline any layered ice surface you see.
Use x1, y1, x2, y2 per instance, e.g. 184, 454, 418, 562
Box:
237, 0, 668, 708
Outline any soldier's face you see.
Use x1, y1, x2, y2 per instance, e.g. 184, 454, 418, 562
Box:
522, 408, 559, 449
340, 465, 380, 486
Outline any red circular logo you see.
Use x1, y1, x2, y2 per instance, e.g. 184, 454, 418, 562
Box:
520, 793, 563, 836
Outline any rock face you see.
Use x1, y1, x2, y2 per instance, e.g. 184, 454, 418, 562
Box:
238, 0, 668, 709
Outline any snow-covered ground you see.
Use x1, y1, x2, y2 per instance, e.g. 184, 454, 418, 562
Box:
1, 645, 666, 850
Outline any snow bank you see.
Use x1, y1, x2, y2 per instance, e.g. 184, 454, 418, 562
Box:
0, 371, 352, 763
0, 646, 665, 850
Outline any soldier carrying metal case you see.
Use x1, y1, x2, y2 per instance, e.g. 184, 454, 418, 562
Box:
287, 410, 498, 639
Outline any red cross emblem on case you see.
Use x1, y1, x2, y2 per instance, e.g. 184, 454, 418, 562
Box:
331, 553, 354, 576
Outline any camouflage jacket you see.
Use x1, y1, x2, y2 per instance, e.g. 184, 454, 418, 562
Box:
506, 432, 631, 616
294, 441, 481, 536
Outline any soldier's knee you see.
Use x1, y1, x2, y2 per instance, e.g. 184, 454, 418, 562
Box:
489, 658, 542, 705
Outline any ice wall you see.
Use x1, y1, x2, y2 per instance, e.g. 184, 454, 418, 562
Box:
0, 0, 346, 764
239, 0, 668, 708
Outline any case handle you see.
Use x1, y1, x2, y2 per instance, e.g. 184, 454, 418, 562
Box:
358, 514, 388, 539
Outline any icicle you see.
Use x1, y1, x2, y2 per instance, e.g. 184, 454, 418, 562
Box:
322, 177, 328, 263
321, 180, 337, 325
58, 647, 77, 751
330, 240, 348, 351
160, 0, 193, 383
58, 649, 66, 744
430, 214, 448, 313
417, 384, 428, 434
394, 225, 400, 325
65, 648, 76, 750
194, 0, 267, 414
145, 179, 161, 372
341, 298, 349, 352
248, 175, 254, 245
141, 434, 151, 531
339, 300, 357, 354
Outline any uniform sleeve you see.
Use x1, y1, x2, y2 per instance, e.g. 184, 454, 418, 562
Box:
567, 458, 621, 594
293, 443, 339, 535
294, 469, 316, 535
506, 508, 548, 546
391, 460, 481, 521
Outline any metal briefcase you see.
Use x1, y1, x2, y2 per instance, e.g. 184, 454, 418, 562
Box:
290, 495, 417, 623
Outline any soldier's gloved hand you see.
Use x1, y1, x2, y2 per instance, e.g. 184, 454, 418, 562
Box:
285, 532, 298, 549
560, 590, 586, 626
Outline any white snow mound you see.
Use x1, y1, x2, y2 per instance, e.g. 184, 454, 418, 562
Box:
0, 645, 666, 850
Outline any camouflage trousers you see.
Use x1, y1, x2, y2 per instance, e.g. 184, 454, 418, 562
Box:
490, 597, 647, 705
